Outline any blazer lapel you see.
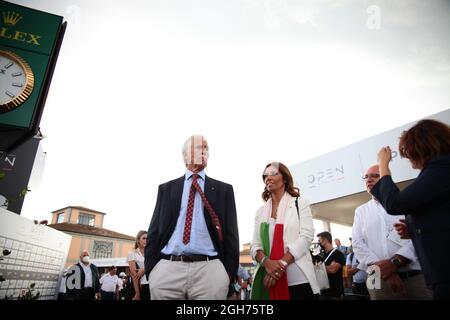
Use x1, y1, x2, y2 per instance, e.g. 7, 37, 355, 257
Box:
283, 197, 300, 241
204, 176, 222, 245
170, 176, 185, 221
284, 198, 296, 238
204, 175, 217, 207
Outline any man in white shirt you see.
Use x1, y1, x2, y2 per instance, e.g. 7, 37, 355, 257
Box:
99, 266, 120, 300
352, 164, 432, 300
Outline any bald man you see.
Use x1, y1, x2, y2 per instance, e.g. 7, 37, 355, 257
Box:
352, 164, 431, 300
66, 250, 100, 300
145, 135, 239, 300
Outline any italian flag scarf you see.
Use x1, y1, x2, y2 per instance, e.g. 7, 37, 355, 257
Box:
251, 193, 290, 300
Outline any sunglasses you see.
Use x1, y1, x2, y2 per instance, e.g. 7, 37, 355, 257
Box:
262, 171, 279, 179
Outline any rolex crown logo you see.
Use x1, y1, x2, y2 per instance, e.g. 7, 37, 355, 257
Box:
2, 11, 23, 26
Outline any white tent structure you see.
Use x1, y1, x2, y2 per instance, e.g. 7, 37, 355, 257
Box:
290, 108, 449, 231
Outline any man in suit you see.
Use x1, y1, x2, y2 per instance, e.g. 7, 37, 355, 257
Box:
66, 250, 100, 300
145, 135, 239, 299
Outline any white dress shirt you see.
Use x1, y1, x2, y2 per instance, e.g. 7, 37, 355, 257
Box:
352, 199, 421, 271
161, 170, 217, 256
100, 273, 120, 292
79, 261, 93, 288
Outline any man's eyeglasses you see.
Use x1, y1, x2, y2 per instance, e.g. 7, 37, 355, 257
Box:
362, 173, 380, 180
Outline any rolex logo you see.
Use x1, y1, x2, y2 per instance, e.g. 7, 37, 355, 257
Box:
2, 11, 23, 26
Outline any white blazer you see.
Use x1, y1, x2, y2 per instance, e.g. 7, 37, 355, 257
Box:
250, 195, 320, 294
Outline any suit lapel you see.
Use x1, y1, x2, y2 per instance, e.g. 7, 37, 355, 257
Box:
204, 175, 217, 207
170, 176, 185, 221
204, 175, 221, 246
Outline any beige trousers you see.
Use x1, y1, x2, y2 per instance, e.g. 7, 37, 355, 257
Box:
149, 258, 229, 300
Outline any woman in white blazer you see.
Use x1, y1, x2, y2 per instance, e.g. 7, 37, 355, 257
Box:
250, 162, 319, 300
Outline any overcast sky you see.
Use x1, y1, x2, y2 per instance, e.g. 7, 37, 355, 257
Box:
12, 0, 450, 247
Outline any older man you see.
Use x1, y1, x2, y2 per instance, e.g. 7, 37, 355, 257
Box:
352, 164, 432, 300
145, 135, 239, 300
66, 250, 100, 300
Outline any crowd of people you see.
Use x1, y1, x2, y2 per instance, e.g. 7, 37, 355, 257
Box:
60, 119, 450, 300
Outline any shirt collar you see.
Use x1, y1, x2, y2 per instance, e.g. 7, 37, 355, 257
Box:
185, 169, 205, 181
79, 260, 90, 267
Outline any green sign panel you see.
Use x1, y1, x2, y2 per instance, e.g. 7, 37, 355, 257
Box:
0, 1, 61, 55
0, 0, 63, 128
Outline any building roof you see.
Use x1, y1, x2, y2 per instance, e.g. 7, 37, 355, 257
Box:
48, 223, 134, 241
51, 206, 107, 215
90, 257, 128, 267
240, 247, 250, 255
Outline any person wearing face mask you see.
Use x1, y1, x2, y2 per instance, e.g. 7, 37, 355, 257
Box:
316, 231, 346, 300
145, 135, 239, 300
66, 250, 100, 300
251, 162, 320, 300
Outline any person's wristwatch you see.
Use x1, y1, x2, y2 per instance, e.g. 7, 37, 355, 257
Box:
390, 257, 403, 268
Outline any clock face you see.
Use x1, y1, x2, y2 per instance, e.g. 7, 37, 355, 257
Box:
0, 50, 35, 114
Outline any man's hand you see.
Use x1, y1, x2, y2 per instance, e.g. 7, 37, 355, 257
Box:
385, 273, 406, 294
394, 219, 411, 239
346, 265, 359, 276
374, 259, 397, 280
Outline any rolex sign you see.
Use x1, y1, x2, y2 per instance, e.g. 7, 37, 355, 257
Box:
0, 0, 66, 152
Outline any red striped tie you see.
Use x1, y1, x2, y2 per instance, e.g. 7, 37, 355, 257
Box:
182, 174, 223, 245
191, 177, 223, 242
182, 174, 197, 245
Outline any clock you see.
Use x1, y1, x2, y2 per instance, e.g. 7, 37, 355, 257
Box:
0, 50, 35, 114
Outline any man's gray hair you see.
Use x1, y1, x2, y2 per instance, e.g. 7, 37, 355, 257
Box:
182, 135, 206, 165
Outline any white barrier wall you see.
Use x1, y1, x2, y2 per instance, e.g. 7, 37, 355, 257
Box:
0, 208, 71, 300
290, 109, 449, 204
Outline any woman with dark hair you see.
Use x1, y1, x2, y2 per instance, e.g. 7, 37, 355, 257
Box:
250, 162, 319, 300
127, 230, 150, 300
372, 119, 450, 299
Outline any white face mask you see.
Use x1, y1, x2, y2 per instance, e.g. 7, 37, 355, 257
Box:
82, 256, 90, 263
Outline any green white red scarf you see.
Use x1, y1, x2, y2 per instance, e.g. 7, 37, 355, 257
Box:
251, 193, 290, 300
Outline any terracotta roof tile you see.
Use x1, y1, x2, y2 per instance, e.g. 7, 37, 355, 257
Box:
48, 223, 134, 241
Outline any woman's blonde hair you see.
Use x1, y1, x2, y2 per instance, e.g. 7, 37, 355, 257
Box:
135, 230, 147, 249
